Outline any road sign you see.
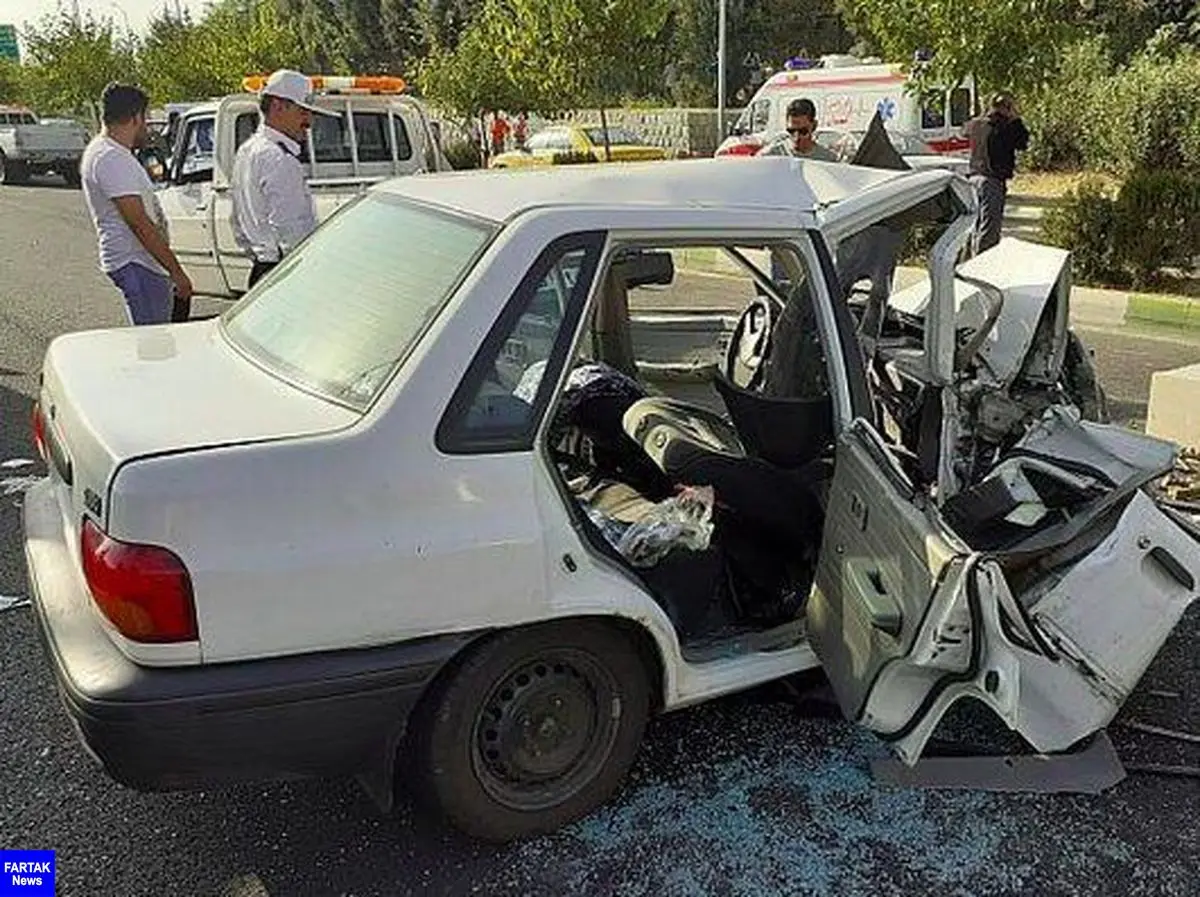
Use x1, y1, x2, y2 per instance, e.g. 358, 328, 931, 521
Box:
0, 25, 19, 63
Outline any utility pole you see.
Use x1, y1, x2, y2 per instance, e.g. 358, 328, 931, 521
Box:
716, 0, 727, 139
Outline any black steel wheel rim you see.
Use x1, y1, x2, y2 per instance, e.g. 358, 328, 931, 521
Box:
470, 648, 622, 813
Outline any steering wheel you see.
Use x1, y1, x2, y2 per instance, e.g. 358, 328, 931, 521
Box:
724, 295, 775, 391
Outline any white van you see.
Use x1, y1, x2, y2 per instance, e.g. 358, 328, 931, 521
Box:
718, 55, 978, 157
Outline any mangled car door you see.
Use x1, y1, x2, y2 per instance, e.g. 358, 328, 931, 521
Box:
807, 417, 978, 762
810, 411, 1200, 766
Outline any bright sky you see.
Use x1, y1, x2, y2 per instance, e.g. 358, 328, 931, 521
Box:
4, 0, 207, 41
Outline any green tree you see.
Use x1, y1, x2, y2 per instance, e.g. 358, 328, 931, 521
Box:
380, 0, 428, 68
413, 0, 478, 52
140, 0, 307, 102
421, 0, 671, 157
418, 13, 523, 119
667, 0, 852, 107
19, 8, 137, 126
0, 59, 24, 104
834, 0, 1084, 95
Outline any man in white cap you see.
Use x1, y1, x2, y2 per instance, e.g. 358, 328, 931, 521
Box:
231, 69, 335, 288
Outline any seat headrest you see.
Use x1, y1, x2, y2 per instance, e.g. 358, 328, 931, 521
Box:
622, 397, 745, 472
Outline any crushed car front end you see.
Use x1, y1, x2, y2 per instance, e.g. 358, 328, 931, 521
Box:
818, 164, 1199, 766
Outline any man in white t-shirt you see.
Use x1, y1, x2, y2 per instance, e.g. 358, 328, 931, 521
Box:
81, 83, 193, 325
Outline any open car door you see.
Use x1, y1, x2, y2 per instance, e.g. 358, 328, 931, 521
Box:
806, 417, 986, 763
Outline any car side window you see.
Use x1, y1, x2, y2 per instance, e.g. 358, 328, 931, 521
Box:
921, 91, 947, 130
298, 112, 351, 164
354, 112, 395, 162
437, 232, 605, 454
546, 130, 572, 151
950, 87, 972, 127
234, 111, 259, 150
750, 98, 770, 132
390, 115, 414, 161
175, 116, 214, 183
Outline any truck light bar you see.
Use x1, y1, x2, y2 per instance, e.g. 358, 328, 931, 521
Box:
240, 74, 407, 95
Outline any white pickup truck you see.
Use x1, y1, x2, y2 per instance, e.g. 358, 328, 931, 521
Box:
158, 89, 451, 298
0, 106, 89, 186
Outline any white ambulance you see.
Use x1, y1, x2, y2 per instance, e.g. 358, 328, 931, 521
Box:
717, 55, 978, 157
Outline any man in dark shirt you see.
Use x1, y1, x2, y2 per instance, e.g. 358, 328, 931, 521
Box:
967, 92, 1030, 253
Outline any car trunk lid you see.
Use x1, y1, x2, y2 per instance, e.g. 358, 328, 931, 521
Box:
38, 320, 358, 533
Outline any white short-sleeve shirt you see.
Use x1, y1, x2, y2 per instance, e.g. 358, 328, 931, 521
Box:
80, 134, 168, 275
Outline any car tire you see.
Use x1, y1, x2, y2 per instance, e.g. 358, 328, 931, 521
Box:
63, 167, 81, 188
0, 154, 29, 186
409, 619, 652, 842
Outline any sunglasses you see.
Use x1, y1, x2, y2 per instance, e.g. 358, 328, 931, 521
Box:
787, 126, 812, 137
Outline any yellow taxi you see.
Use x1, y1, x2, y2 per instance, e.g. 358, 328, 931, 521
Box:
490, 124, 668, 168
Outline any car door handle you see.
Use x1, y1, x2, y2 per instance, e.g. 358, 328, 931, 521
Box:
850, 492, 868, 531
845, 559, 902, 637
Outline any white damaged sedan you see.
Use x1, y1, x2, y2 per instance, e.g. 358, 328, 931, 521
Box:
23, 157, 1199, 841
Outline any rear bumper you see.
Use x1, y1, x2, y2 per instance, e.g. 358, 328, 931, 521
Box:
22, 480, 474, 793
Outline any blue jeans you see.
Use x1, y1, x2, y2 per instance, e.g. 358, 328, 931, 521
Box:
107, 262, 172, 325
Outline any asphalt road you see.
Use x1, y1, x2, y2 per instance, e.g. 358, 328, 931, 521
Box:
1, 179, 1198, 897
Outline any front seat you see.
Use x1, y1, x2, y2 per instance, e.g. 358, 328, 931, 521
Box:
621, 395, 825, 551
621, 270, 836, 520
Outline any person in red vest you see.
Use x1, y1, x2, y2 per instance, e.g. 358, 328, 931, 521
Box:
513, 112, 528, 150
490, 112, 510, 157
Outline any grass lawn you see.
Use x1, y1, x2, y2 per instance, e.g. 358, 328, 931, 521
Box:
1011, 170, 1120, 198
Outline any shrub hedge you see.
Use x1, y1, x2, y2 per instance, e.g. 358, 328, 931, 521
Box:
1042, 170, 1200, 287
1026, 38, 1200, 175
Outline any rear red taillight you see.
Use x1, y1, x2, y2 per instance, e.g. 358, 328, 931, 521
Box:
716, 141, 762, 157
81, 518, 198, 643
32, 401, 46, 460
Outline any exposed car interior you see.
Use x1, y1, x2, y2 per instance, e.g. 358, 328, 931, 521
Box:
477, 117, 1119, 660
539, 243, 841, 656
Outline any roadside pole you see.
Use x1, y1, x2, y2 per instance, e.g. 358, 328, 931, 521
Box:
717, 0, 727, 140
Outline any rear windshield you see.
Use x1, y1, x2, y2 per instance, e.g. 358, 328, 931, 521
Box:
221, 193, 495, 410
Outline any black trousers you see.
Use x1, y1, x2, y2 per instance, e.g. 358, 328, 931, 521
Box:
248, 259, 279, 288
972, 175, 1008, 254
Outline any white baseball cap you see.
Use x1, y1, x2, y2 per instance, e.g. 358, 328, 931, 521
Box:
260, 70, 337, 116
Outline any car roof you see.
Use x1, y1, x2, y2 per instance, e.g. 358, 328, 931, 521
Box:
377, 157, 911, 223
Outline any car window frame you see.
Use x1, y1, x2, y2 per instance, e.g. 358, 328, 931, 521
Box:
436, 230, 606, 455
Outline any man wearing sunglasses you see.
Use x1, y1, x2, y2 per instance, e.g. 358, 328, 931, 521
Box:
231, 69, 338, 288
757, 98, 839, 161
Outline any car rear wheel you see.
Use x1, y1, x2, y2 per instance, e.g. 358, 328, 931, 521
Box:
409, 619, 652, 841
